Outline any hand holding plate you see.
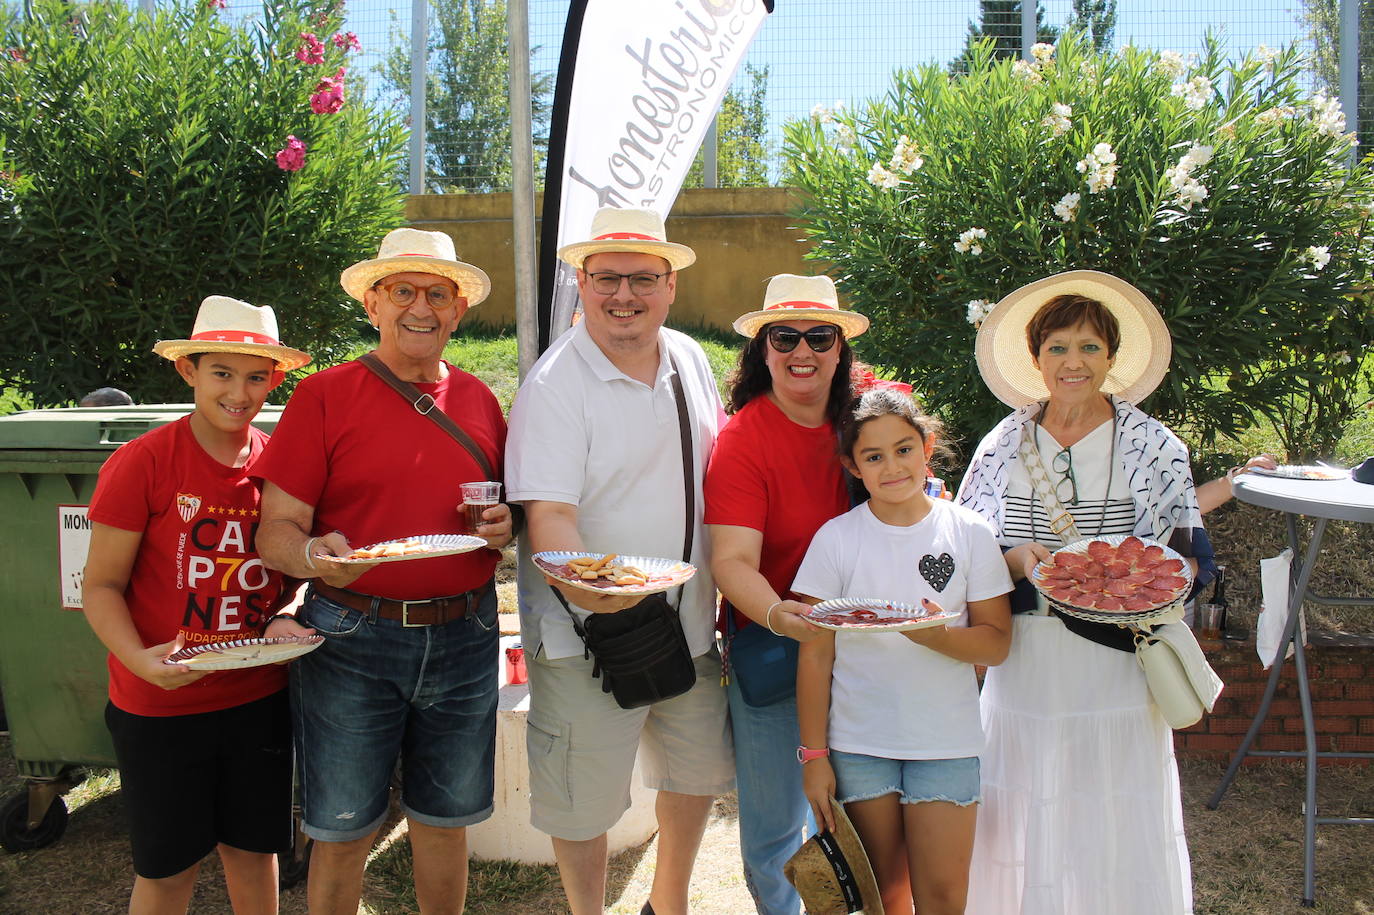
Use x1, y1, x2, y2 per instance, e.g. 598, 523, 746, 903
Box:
139, 634, 210, 690
772, 600, 825, 643
544, 576, 644, 614
313, 532, 379, 588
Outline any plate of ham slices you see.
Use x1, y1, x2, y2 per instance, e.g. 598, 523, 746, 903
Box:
1030, 535, 1193, 625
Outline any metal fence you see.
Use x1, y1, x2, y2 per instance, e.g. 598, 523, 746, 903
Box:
222, 0, 1368, 191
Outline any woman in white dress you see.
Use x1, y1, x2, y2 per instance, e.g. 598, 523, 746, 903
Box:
958, 271, 1215, 915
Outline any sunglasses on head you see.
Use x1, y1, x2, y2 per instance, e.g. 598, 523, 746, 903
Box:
766, 324, 840, 354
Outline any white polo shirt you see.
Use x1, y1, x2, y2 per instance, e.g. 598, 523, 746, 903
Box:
507, 322, 722, 660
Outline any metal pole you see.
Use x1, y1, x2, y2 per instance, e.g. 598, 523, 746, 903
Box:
703, 117, 719, 188
508, 0, 538, 380
408, 0, 428, 195
1020, 0, 1035, 61
1338, 0, 1358, 155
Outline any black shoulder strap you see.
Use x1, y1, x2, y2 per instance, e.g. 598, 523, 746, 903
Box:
357, 351, 495, 481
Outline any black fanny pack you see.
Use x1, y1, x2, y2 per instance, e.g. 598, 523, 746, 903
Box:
558, 590, 696, 709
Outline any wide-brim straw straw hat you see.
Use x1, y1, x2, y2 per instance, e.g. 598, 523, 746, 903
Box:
340, 227, 491, 306
734, 274, 870, 340
153, 296, 311, 371
783, 797, 886, 915
975, 269, 1171, 408
557, 206, 696, 271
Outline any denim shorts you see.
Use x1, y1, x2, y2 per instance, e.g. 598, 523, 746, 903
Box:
831, 750, 981, 806
291, 583, 499, 841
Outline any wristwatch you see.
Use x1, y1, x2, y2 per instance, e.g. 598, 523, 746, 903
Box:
796, 745, 830, 764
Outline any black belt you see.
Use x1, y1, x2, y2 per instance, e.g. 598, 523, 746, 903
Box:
313, 581, 491, 627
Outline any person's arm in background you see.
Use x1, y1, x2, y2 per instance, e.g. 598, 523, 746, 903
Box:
710, 524, 825, 643
1196, 454, 1279, 515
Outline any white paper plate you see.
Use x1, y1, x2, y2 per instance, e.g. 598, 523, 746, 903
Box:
320, 533, 487, 565
1031, 534, 1193, 623
803, 598, 959, 633
164, 636, 324, 670
1246, 464, 1348, 481
533, 551, 696, 596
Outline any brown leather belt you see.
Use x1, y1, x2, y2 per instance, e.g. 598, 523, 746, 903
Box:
312, 581, 490, 627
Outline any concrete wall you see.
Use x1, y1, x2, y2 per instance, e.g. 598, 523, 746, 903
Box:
404, 187, 818, 331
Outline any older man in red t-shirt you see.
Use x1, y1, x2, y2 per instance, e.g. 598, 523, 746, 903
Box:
255, 229, 513, 915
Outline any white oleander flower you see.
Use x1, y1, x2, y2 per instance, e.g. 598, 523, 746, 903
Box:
1181, 143, 1214, 170
1012, 59, 1043, 84
1305, 245, 1331, 270
1031, 42, 1055, 64
1309, 89, 1349, 139
1042, 102, 1073, 137
1335, 351, 1353, 364
1256, 105, 1298, 125
889, 135, 924, 174
954, 227, 988, 255
867, 161, 901, 189
1156, 50, 1186, 78
832, 123, 856, 152
965, 299, 994, 326
1076, 143, 1118, 193
1052, 191, 1081, 222
810, 103, 834, 124
1255, 44, 1279, 73
1171, 75, 1214, 111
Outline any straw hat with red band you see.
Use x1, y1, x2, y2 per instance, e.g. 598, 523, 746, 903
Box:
782, 797, 886, 915
975, 269, 1171, 408
340, 227, 492, 306
557, 207, 696, 272
153, 296, 311, 371
733, 273, 870, 340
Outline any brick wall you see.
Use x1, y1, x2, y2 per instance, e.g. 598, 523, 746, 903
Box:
1175, 635, 1374, 764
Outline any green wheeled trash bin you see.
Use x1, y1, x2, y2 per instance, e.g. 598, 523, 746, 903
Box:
0, 404, 282, 854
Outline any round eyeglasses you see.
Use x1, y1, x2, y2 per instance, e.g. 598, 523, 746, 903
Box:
373, 279, 462, 310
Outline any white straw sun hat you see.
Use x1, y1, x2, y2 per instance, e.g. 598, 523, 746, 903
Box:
975, 270, 1172, 408
733, 274, 870, 340
556, 207, 696, 271
153, 296, 311, 371
340, 227, 491, 306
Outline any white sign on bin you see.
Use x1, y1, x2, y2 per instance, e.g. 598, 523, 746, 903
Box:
58, 504, 92, 610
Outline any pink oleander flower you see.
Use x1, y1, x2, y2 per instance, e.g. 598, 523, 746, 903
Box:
331, 31, 360, 52
275, 135, 306, 171
206, 0, 227, 9
295, 32, 325, 65
310, 67, 346, 114
5, 47, 26, 63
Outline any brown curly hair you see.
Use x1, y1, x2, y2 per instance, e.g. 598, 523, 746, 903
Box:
725, 328, 855, 429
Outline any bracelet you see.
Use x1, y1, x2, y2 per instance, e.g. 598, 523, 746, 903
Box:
303, 536, 319, 572
765, 601, 783, 635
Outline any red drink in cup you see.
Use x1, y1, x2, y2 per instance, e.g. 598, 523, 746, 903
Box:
460, 481, 501, 534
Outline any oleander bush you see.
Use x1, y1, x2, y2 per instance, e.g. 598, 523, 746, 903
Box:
0, 0, 406, 405
784, 33, 1374, 462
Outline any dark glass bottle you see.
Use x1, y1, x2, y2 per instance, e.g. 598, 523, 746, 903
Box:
1206, 564, 1229, 639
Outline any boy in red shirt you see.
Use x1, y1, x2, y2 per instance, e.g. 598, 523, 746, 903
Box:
83, 296, 311, 914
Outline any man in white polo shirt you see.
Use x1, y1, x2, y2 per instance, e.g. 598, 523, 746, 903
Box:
507, 207, 733, 915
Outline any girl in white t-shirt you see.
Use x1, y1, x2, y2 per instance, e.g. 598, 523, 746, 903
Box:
793, 388, 1014, 915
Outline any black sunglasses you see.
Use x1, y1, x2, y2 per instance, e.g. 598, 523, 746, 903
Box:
766, 324, 840, 354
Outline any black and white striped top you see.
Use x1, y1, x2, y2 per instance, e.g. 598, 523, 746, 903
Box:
1002, 420, 1134, 547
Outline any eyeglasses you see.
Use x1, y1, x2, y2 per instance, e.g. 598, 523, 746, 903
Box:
766, 325, 840, 354
373, 279, 462, 310
1051, 448, 1079, 505
587, 272, 669, 296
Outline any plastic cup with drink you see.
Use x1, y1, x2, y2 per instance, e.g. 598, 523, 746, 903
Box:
459, 481, 502, 534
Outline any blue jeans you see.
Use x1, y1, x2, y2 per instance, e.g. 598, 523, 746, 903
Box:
290, 584, 499, 841
727, 678, 811, 915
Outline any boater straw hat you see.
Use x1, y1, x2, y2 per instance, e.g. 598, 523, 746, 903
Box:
153, 296, 311, 371
783, 797, 886, 915
733, 274, 870, 340
556, 207, 696, 271
975, 269, 1172, 408
340, 227, 491, 306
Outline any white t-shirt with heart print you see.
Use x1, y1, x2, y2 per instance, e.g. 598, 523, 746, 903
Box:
792, 498, 1013, 760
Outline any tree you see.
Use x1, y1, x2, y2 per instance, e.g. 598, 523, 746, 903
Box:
951, 0, 1060, 73
0, 0, 407, 406
1068, 0, 1116, 51
382, 0, 552, 193
1301, 0, 1372, 155
785, 35, 1374, 463
685, 64, 772, 188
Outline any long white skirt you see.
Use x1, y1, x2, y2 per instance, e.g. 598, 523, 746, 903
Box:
967, 614, 1192, 915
